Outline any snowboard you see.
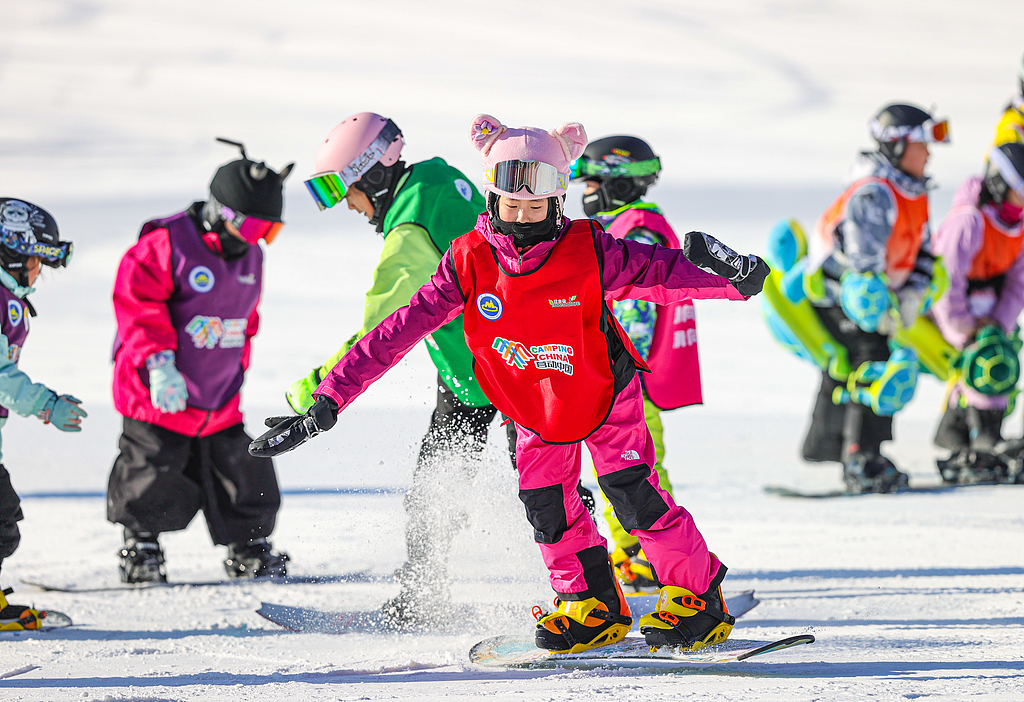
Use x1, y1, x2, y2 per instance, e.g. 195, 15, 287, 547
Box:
21, 570, 375, 594
469, 633, 815, 669
255, 590, 760, 636
763, 482, 1019, 499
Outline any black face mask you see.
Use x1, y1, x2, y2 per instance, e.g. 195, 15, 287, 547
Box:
488, 195, 561, 249
491, 216, 556, 248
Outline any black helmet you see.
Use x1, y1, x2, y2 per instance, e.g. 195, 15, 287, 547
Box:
870, 103, 950, 166
984, 142, 1024, 205
207, 138, 293, 224
571, 135, 661, 216
0, 198, 73, 286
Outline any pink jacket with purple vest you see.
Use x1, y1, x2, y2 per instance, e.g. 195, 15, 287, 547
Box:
314, 213, 744, 415
112, 208, 261, 437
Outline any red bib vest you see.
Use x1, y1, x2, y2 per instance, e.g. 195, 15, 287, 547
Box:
452, 220, 644, 443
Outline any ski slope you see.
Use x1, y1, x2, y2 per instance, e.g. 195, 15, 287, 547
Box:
1, 1, 1023, 699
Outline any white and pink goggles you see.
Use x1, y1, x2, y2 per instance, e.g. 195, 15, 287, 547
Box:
484, 160, 569, 197
871, 117, 950, 145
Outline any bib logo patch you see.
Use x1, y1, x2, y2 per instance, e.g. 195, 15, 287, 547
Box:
492, 337, 535, 369
7, 300, 22, 328
453, 178, 474, 202
491, 338, 575, 376
188, 266, 215, 293
548, 295, 581, 308
185, 315, 248, 349
477, 293, 503, 321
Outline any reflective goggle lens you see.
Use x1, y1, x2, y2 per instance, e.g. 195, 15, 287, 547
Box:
929, 120, 950, 143
237, 216, 284, 245
485, 160, 568, 196
569, 157, 662, 181
304, 172, 348, 211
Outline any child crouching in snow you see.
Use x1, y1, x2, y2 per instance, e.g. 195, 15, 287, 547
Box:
0, 198, 83, 630
250, 116, 769, 653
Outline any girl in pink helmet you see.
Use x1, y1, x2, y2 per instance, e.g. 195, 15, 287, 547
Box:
250, 115, 769, 654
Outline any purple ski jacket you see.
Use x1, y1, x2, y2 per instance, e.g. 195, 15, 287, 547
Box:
314, 213, 745, 414
931, 176, 1024, 349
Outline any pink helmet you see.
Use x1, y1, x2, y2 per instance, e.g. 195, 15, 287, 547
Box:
469, 114, 587, 199
313, 112, 404, 178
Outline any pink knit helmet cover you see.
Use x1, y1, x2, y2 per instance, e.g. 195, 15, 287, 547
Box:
469, 114, 587, 199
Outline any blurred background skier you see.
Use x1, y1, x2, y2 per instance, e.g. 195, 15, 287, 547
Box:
107, 141, 292, 583
991, 53, 1024, 147
294, 113, 518, 627
930, 143, 1024, 484
797, 103, 949, 493
570, 135, 702, 592
0, 198, 82, 628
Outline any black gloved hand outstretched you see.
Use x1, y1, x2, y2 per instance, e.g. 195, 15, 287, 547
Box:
682, 231, 770, 297
248, 395, 339, 457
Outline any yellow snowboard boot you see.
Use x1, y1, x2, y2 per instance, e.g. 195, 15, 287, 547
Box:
610, 543, 659, 592
0, 587, 44, 631
638, 562, 734, 650
534, 563, 633, 654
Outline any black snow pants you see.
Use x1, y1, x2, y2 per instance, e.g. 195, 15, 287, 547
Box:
106, 418, 280, 545
0, 464, 23, 572
802, 305, 894, 463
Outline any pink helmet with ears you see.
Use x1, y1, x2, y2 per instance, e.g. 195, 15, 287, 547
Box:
313, 112, 405, 177
469, 114, 587, 199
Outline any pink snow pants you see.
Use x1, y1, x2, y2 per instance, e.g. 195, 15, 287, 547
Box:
514, 375, 719, 597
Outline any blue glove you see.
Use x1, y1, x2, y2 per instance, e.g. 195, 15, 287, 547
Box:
39, 393, 87, 432
147, 350, 188, 414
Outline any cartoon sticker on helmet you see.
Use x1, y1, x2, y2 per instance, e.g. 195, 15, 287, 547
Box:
0, 200, 43, 242
188, 266, 215, 293
7, 299, 23, 328
477, 293, 503, 321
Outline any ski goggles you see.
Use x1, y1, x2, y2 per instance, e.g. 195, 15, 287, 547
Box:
484, 160, 569, 196
304, 119, 403, 211
989, 146, 1024, 202
569, 156, 661, 181
0, 229, 73, 268
218, 204, 284, 244
871, 118, 950, 145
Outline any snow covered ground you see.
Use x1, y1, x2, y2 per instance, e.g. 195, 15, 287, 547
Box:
1, 1, 1023, 699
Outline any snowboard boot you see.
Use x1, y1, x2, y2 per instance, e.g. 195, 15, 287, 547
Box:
937, 450, 1008, 485
0, 587, 43, 631
842, 452, 909, 494
223, 538, 289, 579
119, 531, 167, 584
534, 569, 632, 654
639, 561, 734, 650
610, 543, 660, 593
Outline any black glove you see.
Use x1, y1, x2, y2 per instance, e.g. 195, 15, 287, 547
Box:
248, 395, 339, 457
682, 231, 770, 297
576, 482, 596, 517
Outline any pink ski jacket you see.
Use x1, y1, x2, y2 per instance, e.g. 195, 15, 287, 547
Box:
931, 176, 1024, 349
315, 214, 745, 414
112, 216, 260, 437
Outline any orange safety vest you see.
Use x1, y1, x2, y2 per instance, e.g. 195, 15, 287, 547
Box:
451, 219, 646, 444
815, 176, 930, 288
947, 205, 1024, 281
